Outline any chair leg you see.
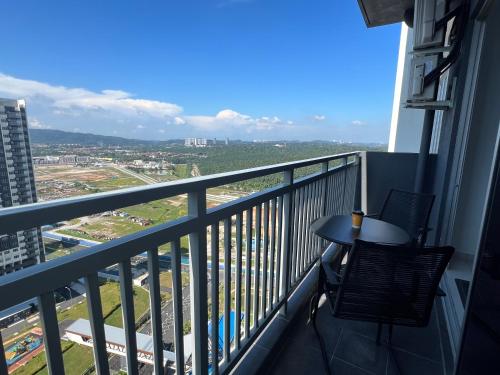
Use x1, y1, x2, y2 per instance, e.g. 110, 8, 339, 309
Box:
376, 322, 383, 345
388, 324, 393, 345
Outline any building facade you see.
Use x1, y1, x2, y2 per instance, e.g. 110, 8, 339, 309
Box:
0, 99, 44, 275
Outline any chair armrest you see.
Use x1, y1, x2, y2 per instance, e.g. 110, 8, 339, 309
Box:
321, 259, 343, 287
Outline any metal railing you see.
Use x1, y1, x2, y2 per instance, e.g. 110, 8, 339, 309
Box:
0, 152, 361, 375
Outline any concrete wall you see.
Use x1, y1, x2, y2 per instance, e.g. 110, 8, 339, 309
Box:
388, 24, 425, 153
363, 151, 436, 215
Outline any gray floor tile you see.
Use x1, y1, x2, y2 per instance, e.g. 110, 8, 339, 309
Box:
266, 298, 446, 375
387, 347, 443, 375
234, 344, 270, 375
330, 358, 374, 375
389, 308, 442, 363
333, 330, 389, 374
267, 340, 326, 375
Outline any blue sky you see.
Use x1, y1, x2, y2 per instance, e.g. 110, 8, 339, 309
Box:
0, 0, 401, 142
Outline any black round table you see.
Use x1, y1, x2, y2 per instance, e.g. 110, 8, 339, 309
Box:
310, 215, 410, 246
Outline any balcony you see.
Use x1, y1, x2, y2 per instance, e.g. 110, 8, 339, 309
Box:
0, 152, 454, 375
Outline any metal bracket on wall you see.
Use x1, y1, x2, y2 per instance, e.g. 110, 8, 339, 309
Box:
410, 46, 452, 56
404, 76, 457, 110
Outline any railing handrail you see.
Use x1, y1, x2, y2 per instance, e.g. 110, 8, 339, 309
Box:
0, 162, 355, 311
0, 151, 362, 375
0, 151, 360, 234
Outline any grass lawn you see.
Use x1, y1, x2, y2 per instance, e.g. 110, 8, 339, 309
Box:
12, 341, 93, 375
12, 282, 149, 375
54, 229, 98, 242
159, 270, 190, 289
43, 239, 86, 261
88, 169, 144, 191
57, 216, 145, 241
57, 282, 150, 327
122, 199, 187, 225
158, 239, 189, 258
174, 164, 190, 179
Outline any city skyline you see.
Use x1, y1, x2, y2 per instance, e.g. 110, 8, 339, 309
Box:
0, 1, 400, 143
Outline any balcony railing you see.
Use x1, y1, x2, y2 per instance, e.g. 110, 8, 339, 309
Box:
0, 152, 361, 375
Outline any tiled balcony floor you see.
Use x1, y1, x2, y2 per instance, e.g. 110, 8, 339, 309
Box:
266, 295, 450, 375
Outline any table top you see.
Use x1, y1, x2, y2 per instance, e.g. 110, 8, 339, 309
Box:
310, 215, 410, 246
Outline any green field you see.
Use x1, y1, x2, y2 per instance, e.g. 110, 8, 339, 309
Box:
91, 175, 144, 191
43, 239, 86, 261
12, 340, 93, 375
11, 282, 149, 375
57, 282, 150, 327
173, 164, 191, 179
122, 199, 187, 225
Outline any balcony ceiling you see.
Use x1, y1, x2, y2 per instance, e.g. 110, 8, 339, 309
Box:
357, 0, 414, 27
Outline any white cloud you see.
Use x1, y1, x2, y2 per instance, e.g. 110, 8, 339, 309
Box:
0, 73, 182, 119
174, 117, 186, 125
185, 110, 292, 133
351, 120, 364, 125
0, 73, 388, 142
29, 117, 51, 129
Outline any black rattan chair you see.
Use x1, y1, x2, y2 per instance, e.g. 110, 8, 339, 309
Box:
370, 189, 435, 246
312, 240, 454, 344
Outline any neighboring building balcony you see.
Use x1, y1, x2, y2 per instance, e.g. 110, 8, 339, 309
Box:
0, 152, 453, 375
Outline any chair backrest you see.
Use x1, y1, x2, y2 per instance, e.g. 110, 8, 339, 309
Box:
333, 240, 454, 327
379, 189, 435, 243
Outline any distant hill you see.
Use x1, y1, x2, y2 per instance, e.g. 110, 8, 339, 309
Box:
29, 129, 181, 146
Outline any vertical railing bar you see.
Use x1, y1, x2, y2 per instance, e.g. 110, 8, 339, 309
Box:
223, 218, 231, 362
38, 292, 64, 375
335, 171, 341, 214
316, 180, 323, 254
235, 213, 243, 349
146, 247, 164, 375
290, 188, 300, 284
172, 238, 185, 374
297, 186, 305, 278
332, 174, 337, 214
210, 224, 219, 374
280, 169, 293, 316
0, 332, 7, 375
328, 174, 333, 214
119, 259, 139, 375
188, 190, 209, 375
297, 185, 306, 277
262, 201, 270, 316
84, 273, 110, 375
0, 335, 9, 375
314, 180, 321, 257
275, 195, 283, 305
305, 183, 313, 269
306, 183, 313, 265
253, 204, 262, 326
310, 181, 316, 261
341, 157, 348, 213
244, 209, 252, 338
269, 197, 277, 308
321, 162, 329, 216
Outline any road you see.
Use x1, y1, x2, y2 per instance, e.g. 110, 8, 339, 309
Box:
112, 165, 158, 184
1, 293, 85, 340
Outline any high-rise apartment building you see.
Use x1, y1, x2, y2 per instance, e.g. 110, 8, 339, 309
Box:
0, 99, 44, 275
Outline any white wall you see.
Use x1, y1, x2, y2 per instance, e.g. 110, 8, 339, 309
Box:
388, 24, 425, 153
